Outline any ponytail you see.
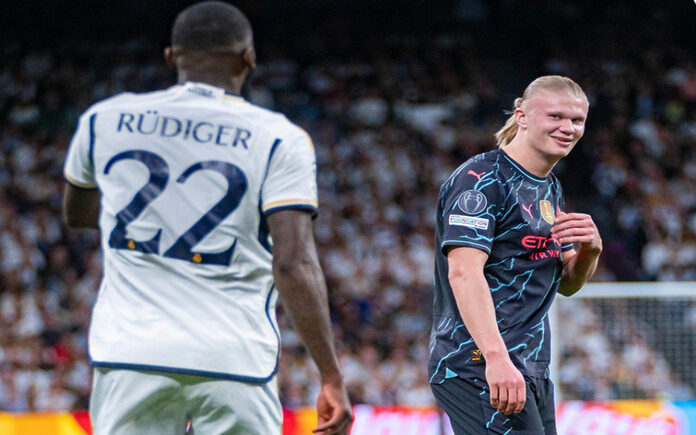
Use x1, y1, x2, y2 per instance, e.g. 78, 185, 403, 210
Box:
494, 97, 523, 147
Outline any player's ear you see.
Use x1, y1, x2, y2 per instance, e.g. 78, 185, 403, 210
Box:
242, 46, 256, 70
514, 108, 527, 130
164, 47, 176, 69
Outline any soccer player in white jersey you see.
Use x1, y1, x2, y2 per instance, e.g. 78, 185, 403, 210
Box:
62, 2, 352, 434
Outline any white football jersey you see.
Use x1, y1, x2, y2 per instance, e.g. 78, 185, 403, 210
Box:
64, 82, 317, 382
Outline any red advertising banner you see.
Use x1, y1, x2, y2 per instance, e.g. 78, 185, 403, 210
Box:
556, 401, 684, 435
0, 401, 694, 435
349, 405, 450, 435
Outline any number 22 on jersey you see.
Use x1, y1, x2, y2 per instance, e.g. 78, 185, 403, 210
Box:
103, 150, 247, 266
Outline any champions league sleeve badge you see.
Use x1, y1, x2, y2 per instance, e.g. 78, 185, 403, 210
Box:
456, 190, 487, 215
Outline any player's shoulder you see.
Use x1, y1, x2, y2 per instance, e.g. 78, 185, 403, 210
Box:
438, 149, 505, 202
447, 149, 505, 184
547, 170, 562, 184
547, 170, 565, 191
463, 148, 504, 171
226, 99, 310, 144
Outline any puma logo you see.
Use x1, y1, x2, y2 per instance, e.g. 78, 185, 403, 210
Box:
521, 203, 534, 219
467, 170, 486, 181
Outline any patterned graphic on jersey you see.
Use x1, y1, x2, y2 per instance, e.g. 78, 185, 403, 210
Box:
430, 149, 572, 384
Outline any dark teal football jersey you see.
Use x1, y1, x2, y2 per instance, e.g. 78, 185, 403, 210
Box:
428, 149, 574, 384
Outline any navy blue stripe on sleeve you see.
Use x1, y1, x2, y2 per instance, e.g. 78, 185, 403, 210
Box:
88, 113, 97, 168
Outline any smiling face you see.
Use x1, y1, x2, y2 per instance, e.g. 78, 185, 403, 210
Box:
515, 89, 589, 160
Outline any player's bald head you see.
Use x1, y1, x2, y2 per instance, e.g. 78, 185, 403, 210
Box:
171, 1, 253, 52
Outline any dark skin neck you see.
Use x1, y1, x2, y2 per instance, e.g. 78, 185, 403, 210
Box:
164, 46, 254, 96
177, 68, 246, 95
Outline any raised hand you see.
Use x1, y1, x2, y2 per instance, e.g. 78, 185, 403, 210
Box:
552, 212, 602, 253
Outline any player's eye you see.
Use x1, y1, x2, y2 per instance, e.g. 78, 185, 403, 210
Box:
549, 114, 561, 120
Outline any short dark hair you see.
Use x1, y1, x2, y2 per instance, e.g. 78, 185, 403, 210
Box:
171, 1, 253, 51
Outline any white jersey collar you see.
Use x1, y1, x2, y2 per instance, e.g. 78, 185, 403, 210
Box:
181, 81, 227, 102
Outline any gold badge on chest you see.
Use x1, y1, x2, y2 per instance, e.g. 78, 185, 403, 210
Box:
539, 200, 555, 224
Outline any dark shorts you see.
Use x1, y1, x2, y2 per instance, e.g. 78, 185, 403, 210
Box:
431, 376, 557, 435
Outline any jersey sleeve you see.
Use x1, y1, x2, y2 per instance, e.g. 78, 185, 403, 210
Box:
261, 130, 318, 216
440, 161, 503, 255
64, 112, 97, 189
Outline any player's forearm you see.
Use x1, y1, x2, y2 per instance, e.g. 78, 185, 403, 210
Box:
449, 270, 508, 361
273, 257, 342, 382
558, 246, 601, 296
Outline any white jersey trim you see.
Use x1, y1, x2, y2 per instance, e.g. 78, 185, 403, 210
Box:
64, 172, 97, 189
263, 199, 318, 213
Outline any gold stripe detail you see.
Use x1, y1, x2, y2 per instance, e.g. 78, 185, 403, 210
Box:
64, 172, 97, 189
224, 95, 247, 103
262, 199, 318, 211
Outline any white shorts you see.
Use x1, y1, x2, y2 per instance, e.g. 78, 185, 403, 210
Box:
90, 368, 282, 435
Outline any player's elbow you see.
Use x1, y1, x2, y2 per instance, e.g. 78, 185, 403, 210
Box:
63, 185, 100, 229
447, 268, 464, 285
62, 207, 82, 228
273, 254, 319, 280
62, 206, 96, 229
448, 264, 478, 286
557, 282, 583, 297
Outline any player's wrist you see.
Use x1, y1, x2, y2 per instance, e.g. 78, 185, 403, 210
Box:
482, 347, 511, 363
319, 369, 344, 386
581, 243, 602, 255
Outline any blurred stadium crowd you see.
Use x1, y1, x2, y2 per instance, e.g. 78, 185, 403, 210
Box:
1, 0, 696, 412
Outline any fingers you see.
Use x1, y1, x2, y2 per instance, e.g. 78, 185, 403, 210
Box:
313, 387, 354, 435
500, 384, 525, 415
553, 212, 586, 223
551, 213, 600, 247
313, 416, 348, 434
514, 383, 526, 414
505, 387, 519, 415
489, 382, 526, 415
553, 226, 600, 247
313, 411, 352, 434
553, 227, 596, 243
489, 383, 499, 409
497, 385, 509, 414
552, 214, 595, 232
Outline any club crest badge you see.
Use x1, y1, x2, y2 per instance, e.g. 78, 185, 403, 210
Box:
540, 200, 555, 224
457, 190, 487, 215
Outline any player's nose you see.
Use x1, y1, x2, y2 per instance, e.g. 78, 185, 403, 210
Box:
558, 118, 574, 134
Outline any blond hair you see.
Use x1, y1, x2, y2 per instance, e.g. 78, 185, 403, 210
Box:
495, 76, 587, 147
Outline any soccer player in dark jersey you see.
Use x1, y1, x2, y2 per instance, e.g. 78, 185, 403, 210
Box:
428, 76, 602, 434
